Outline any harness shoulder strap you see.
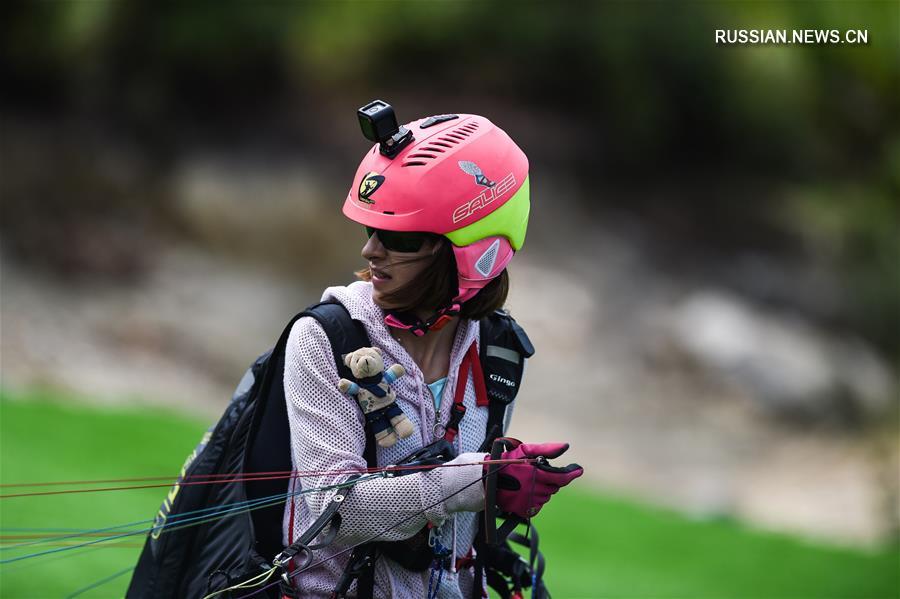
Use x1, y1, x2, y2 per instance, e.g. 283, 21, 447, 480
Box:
301, 301, 371, 381
478, 309, 534, 451
249, 301, 377, 599
245, 301, 373, 568
300, 301, 379, 469
473, 309, 534, 598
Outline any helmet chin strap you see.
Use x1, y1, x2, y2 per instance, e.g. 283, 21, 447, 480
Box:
379, 241, 497, 336
384, 302, 462, 337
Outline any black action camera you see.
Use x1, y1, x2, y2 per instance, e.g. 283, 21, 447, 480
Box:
357, 99, 414, 158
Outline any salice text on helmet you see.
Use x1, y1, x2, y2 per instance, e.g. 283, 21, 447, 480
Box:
452, 173, 517, 225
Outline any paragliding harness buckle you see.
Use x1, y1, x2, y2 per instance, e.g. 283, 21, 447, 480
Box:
333, 545, 376, 599
445, 402, 467, 437
385, 438, 458, 477
274, 476, 360, 597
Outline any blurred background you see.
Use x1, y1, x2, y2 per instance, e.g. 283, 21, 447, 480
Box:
1, 1, 898, 597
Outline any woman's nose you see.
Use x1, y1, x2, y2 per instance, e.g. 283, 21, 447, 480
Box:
361, 231, 386, 260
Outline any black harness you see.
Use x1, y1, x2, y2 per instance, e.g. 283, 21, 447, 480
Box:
125, 301, 538, 599
312, 304, 539, 599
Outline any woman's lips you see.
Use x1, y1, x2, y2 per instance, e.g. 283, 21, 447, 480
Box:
370, 267, 391, 283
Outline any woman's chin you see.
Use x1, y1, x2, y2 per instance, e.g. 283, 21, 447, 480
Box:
370, 285, 397, 310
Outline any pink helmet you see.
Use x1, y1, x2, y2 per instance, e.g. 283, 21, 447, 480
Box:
343, 109, 530, 329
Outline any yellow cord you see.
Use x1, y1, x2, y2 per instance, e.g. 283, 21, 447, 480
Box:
201, 565, 278, 599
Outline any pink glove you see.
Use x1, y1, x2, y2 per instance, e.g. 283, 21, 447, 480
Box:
485, 439, 583, 519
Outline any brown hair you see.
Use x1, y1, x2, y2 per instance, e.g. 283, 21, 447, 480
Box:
355, 236, 508, 320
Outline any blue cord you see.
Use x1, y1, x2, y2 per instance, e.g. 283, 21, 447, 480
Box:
0, 475, 376, 564
1, 496, 277, 564
1, 490, 285, 555
427, 561, 445, 599
64, 566, 134, 599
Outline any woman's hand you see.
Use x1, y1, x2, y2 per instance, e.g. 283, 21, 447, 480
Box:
485, 439, 583, 518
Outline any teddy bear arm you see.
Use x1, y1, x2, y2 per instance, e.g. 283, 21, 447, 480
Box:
338, 379, 357, 394
384, 364, 405, 383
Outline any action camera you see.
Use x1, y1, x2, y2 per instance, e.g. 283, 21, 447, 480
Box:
357, 99, 414, 158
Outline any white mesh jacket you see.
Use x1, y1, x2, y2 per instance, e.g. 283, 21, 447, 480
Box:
282, 281, 515, 598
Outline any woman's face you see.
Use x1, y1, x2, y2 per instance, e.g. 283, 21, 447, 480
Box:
361, 230, 440, 310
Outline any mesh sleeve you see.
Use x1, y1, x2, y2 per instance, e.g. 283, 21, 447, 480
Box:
283, 316, 484, 546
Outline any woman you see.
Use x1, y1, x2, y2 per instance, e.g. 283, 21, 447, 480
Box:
282, 109, 582, 598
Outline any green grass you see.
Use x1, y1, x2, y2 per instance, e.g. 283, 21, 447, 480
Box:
1, 390, 209, 598
1, 390, 898, 599
535, 491, 899, 598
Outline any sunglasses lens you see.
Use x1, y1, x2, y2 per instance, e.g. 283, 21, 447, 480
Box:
364, 227, 426, 253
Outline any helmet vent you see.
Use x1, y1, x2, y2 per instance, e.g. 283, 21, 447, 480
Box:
401, 161, 427, 167
408, 153, 437, 159
461, 124, 479, 133
421, 146, 445, 153
438, 137, 460, 145
475, 239, 501, 277
433, 141, 453, 148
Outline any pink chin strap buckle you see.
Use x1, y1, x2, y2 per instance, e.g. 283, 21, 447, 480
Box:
384, 302, 462, 337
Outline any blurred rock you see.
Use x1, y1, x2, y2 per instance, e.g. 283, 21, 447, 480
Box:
662, 290, 895, 424
171, 155, 360, 285
505, 220, 898, 546
0, 245, 318, 416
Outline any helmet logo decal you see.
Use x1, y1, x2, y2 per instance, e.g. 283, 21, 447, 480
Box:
452, 173, 517, 224
458, 161, 496, 188
358, 171, 385, 204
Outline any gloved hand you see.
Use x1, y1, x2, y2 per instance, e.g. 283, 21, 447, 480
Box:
485, 439, 583, 519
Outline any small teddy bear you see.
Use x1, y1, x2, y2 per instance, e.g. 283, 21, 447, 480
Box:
338, 347, 415, 448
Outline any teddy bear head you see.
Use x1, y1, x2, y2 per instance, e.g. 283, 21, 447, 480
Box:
343, 346, 385, 378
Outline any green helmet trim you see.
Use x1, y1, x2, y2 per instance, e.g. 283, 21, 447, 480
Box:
445, 176, 530, 251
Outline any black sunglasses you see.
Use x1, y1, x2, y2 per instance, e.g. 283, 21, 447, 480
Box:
365, 227, 429, 253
